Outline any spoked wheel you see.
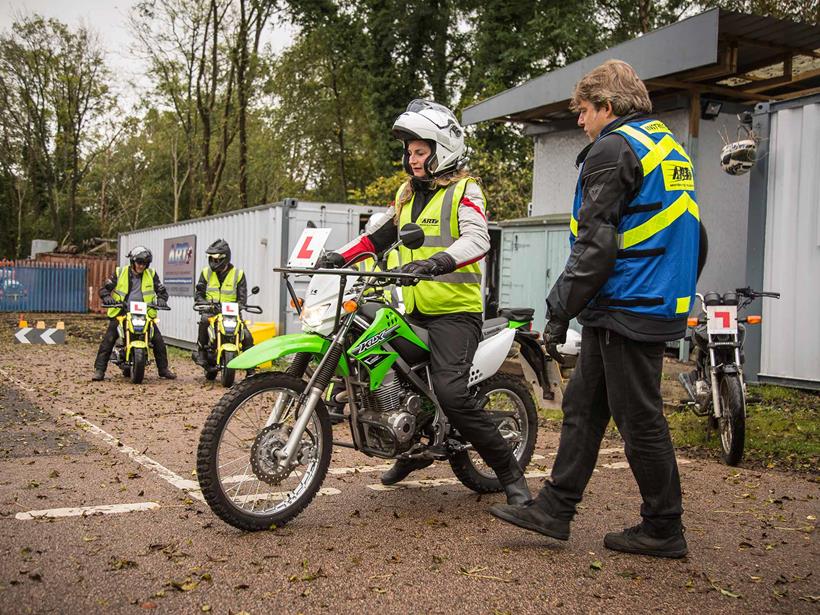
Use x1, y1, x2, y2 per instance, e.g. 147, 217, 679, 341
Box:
197, 373, 332, 531
718, 374, 745, 466
449, 373, 538, 493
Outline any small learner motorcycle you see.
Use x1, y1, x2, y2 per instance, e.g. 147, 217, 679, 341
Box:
109, 300, 171, 384
196, 223, 554, 531
193, 287, 263, 387
679, 287, 780, 466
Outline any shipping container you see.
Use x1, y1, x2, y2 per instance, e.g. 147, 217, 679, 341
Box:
118, 199, 388, 347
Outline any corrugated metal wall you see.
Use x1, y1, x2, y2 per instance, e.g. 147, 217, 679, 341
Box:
119, 201, 386, 346
0, 261, 87, 312
35, 253, 117, 313
760, 102, 820, 385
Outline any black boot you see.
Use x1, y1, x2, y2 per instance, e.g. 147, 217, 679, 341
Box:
489, 495, 570, 540
498, 457, 531, 505
380, 458, 433, 485
91, 369, 105, 382
158, 368, 177, 379
193, 347, 209, 367
502, 476, 531, 506
604, 524, 688, 558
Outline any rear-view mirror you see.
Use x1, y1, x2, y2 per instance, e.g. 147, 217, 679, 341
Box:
399, 223, 425, 251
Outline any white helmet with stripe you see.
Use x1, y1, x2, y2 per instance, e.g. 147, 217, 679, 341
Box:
391, 99, 466, 177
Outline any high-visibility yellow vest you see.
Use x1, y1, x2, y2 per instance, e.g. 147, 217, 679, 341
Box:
203, 266, 244, 302
396, 178, 483, 314
108, 266, 157, 318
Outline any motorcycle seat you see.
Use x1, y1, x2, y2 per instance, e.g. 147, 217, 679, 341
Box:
498, 307, 534, 322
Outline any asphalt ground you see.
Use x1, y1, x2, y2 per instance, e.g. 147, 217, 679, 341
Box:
0, 315, 817, 614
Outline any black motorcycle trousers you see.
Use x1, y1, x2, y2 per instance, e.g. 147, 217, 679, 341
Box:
408, 312, 521, 485
538, 326, 683, 537
94, 317, 170, 373
197, 315, 253, 352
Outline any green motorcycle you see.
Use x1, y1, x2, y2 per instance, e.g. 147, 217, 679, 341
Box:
197, 224, 553, 531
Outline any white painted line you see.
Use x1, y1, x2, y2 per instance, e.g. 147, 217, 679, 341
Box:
602, 461, 630, 470
0, 366, 35, 392
328, 464, 395, 476
367, 471, 551, 492
601, 458, 692, 470
16, 502, 160, 520
60, 409, 206, 502
231, 487, 341, 504
329, 455, 547, 477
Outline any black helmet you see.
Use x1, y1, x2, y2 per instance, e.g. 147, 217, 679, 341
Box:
128, 246, 152, 267
206, 239, 231, 272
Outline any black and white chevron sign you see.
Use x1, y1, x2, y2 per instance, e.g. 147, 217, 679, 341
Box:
14, 327, 66, 345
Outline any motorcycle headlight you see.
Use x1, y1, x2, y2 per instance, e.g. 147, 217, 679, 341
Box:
222, 316, 237, 333
300, 302, 332, 329
131, 315, 146, 329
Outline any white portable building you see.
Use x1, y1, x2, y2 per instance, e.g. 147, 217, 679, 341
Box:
118, 199, 387, 347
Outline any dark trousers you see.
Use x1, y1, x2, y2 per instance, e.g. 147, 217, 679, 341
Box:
538, 326, 682, 536
94, 317, 169, 372
408, 312, 520, 484
197, 315, 253, 352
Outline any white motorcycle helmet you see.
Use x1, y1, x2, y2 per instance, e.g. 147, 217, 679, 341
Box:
720, 139, 757, 176
391, 99, 466, 177
720, 115, 758, 176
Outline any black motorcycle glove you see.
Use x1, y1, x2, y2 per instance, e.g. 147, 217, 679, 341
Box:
397, 253, 456, 286
155, 299, 168, 308
543, 317, 569, 365
315, 251, 345, 269
401, 252, 456, 276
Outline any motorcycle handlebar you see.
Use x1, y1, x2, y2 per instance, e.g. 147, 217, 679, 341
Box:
736, 287, 780, 299
102, 300, 169, 311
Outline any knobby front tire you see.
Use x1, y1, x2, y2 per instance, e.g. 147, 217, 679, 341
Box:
197, 372, 332, 531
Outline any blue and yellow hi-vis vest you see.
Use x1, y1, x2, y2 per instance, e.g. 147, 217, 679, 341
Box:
570, 119, 699, 320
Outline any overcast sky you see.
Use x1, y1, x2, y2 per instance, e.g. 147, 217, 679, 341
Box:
0, 0, 294, 111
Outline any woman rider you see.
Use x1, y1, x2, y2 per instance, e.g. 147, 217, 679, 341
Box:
320, 99, 530, 506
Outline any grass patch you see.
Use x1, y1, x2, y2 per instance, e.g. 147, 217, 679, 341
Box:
668, 383, 819, 472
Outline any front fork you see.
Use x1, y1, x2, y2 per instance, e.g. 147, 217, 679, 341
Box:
268, 320, 350, 470
706, 333, 745, 419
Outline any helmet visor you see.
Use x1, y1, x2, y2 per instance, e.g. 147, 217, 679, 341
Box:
133, 257, 150, 266
208, 254, 227, 268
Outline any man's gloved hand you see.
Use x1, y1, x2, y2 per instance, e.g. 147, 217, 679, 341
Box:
155, 298, 168, 308
543, 317, 569, 365
315, 251, 345, 269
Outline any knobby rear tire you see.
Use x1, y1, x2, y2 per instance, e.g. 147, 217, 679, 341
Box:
449, 373, 538, 493
197, 372, 332, 531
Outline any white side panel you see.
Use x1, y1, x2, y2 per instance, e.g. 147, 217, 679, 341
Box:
469, 328, 515, 387
760, 103, 820, 382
